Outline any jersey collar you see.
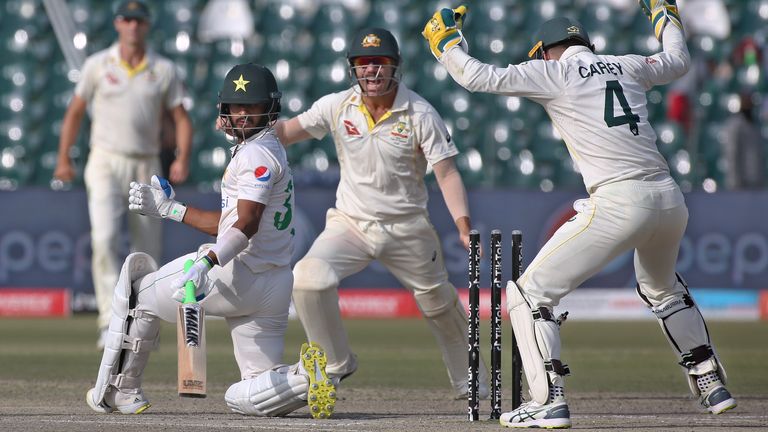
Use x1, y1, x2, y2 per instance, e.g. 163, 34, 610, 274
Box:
108, 43, 154, 77
559, 45, 593, 61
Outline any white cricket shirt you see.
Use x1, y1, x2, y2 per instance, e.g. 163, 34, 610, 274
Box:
219, 131, 295, 272
297, 84, 458, 220
442, 26, 691, 194
76, 44, 185, 156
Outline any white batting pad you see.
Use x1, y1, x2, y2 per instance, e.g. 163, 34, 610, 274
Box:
506, 281, 549, 404
89, 253, 158, 410
225, 369, 309, 417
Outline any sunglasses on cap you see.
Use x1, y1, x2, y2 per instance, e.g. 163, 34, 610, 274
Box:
351, 56, 396, 67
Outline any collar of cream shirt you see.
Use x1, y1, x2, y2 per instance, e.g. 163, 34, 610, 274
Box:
557, 45, 594, 62
350, 83, 410, 129
107, 43, 155, 77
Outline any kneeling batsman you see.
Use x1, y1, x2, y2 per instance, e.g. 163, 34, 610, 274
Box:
84, 61, 337, 419
86, 175, 334, 418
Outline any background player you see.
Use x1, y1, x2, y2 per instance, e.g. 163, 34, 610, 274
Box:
53, 0, 193, 348
274, 27, 489, 399
423, 1, 737, 428
86, 63, 335, 419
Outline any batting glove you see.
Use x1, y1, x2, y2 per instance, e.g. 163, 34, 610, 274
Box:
128, 175, 187, 222
170, 256, 213, 302
422, 5, 469, 60
639, 0, 683, 41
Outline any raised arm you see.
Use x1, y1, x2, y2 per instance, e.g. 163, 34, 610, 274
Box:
274, 117, 313, 147
621, 1, 690, 88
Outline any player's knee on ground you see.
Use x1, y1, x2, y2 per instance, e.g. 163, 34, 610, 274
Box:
225, 369, 308, 417
292, 258, 339, 292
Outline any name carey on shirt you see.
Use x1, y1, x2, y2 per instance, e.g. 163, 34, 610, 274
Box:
578, 61, 623, 78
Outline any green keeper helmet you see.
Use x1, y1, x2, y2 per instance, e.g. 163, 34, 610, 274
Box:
346, 27, 402, 96
528, 17, 595, 60
218, 63, 282, 141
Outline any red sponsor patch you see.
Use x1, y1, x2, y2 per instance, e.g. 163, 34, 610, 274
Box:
254, 166, 271, 182
645, 57, 658, 65
343, 119, 361, 136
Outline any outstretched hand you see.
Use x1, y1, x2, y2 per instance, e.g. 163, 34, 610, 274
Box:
422, 5, 469, 59
638, 0, 683, 41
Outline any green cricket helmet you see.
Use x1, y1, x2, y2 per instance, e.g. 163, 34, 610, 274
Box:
346, 27, 402, 96
218, 63, 282, 140
528, 17, 595, 59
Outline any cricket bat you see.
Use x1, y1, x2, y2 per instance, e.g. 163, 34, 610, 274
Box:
177, 259, 207, 398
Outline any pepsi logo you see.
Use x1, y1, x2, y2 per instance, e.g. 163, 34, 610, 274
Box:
254, 166, 271, 182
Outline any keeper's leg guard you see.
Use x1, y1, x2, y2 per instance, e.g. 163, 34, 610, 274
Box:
505, 281, 569, 405
86, 253, 160, 414
502, 281, 571, 428
637, 274, 736, 414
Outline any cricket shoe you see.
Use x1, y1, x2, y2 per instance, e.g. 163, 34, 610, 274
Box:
699, 383, 737, 414
300, 342, 337, 419
86, 387, 151, 414
499, 399, 571, 429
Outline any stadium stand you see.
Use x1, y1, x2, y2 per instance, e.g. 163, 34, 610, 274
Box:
0, 0, 765, 192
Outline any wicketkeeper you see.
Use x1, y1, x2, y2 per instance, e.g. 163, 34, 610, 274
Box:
423, 1, 736, 428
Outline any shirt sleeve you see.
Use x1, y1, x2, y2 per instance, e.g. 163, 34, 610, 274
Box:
441, 47, 565, 101
416, 108, 458, 165
296, 92, 338, 140
617, 26, 691, 91
234, 148, 280, 205
74, 55, 99, 102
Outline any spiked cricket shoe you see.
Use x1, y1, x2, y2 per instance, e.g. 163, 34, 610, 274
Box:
301, 342, 336, 419
500, 399, 571, 429
86, 387, 151, 414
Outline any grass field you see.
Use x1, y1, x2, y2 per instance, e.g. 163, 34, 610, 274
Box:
0, 315, 766, 431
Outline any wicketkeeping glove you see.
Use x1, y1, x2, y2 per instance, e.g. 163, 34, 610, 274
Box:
639, 0, 683, 41
170, 256, 213, 302
128, 175, 187, 222
422, 5, 468, 59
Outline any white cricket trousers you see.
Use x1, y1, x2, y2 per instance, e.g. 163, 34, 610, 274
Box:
521, 178, 689, 309
135, 251, 294, 379
292, 208, 481, 394
84, 147, 162, 329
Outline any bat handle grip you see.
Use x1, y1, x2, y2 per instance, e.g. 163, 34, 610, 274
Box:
183, 259, 197, 304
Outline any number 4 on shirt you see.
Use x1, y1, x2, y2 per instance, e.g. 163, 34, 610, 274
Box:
604, 80, 639, 136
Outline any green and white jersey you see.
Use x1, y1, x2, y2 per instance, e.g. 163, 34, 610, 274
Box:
297, 84, 458, 221
76, 44, 185, 156
219, 131, 295, 272
442, 26, 690, 194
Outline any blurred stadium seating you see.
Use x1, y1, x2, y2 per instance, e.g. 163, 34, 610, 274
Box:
0, 0, 766, 192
